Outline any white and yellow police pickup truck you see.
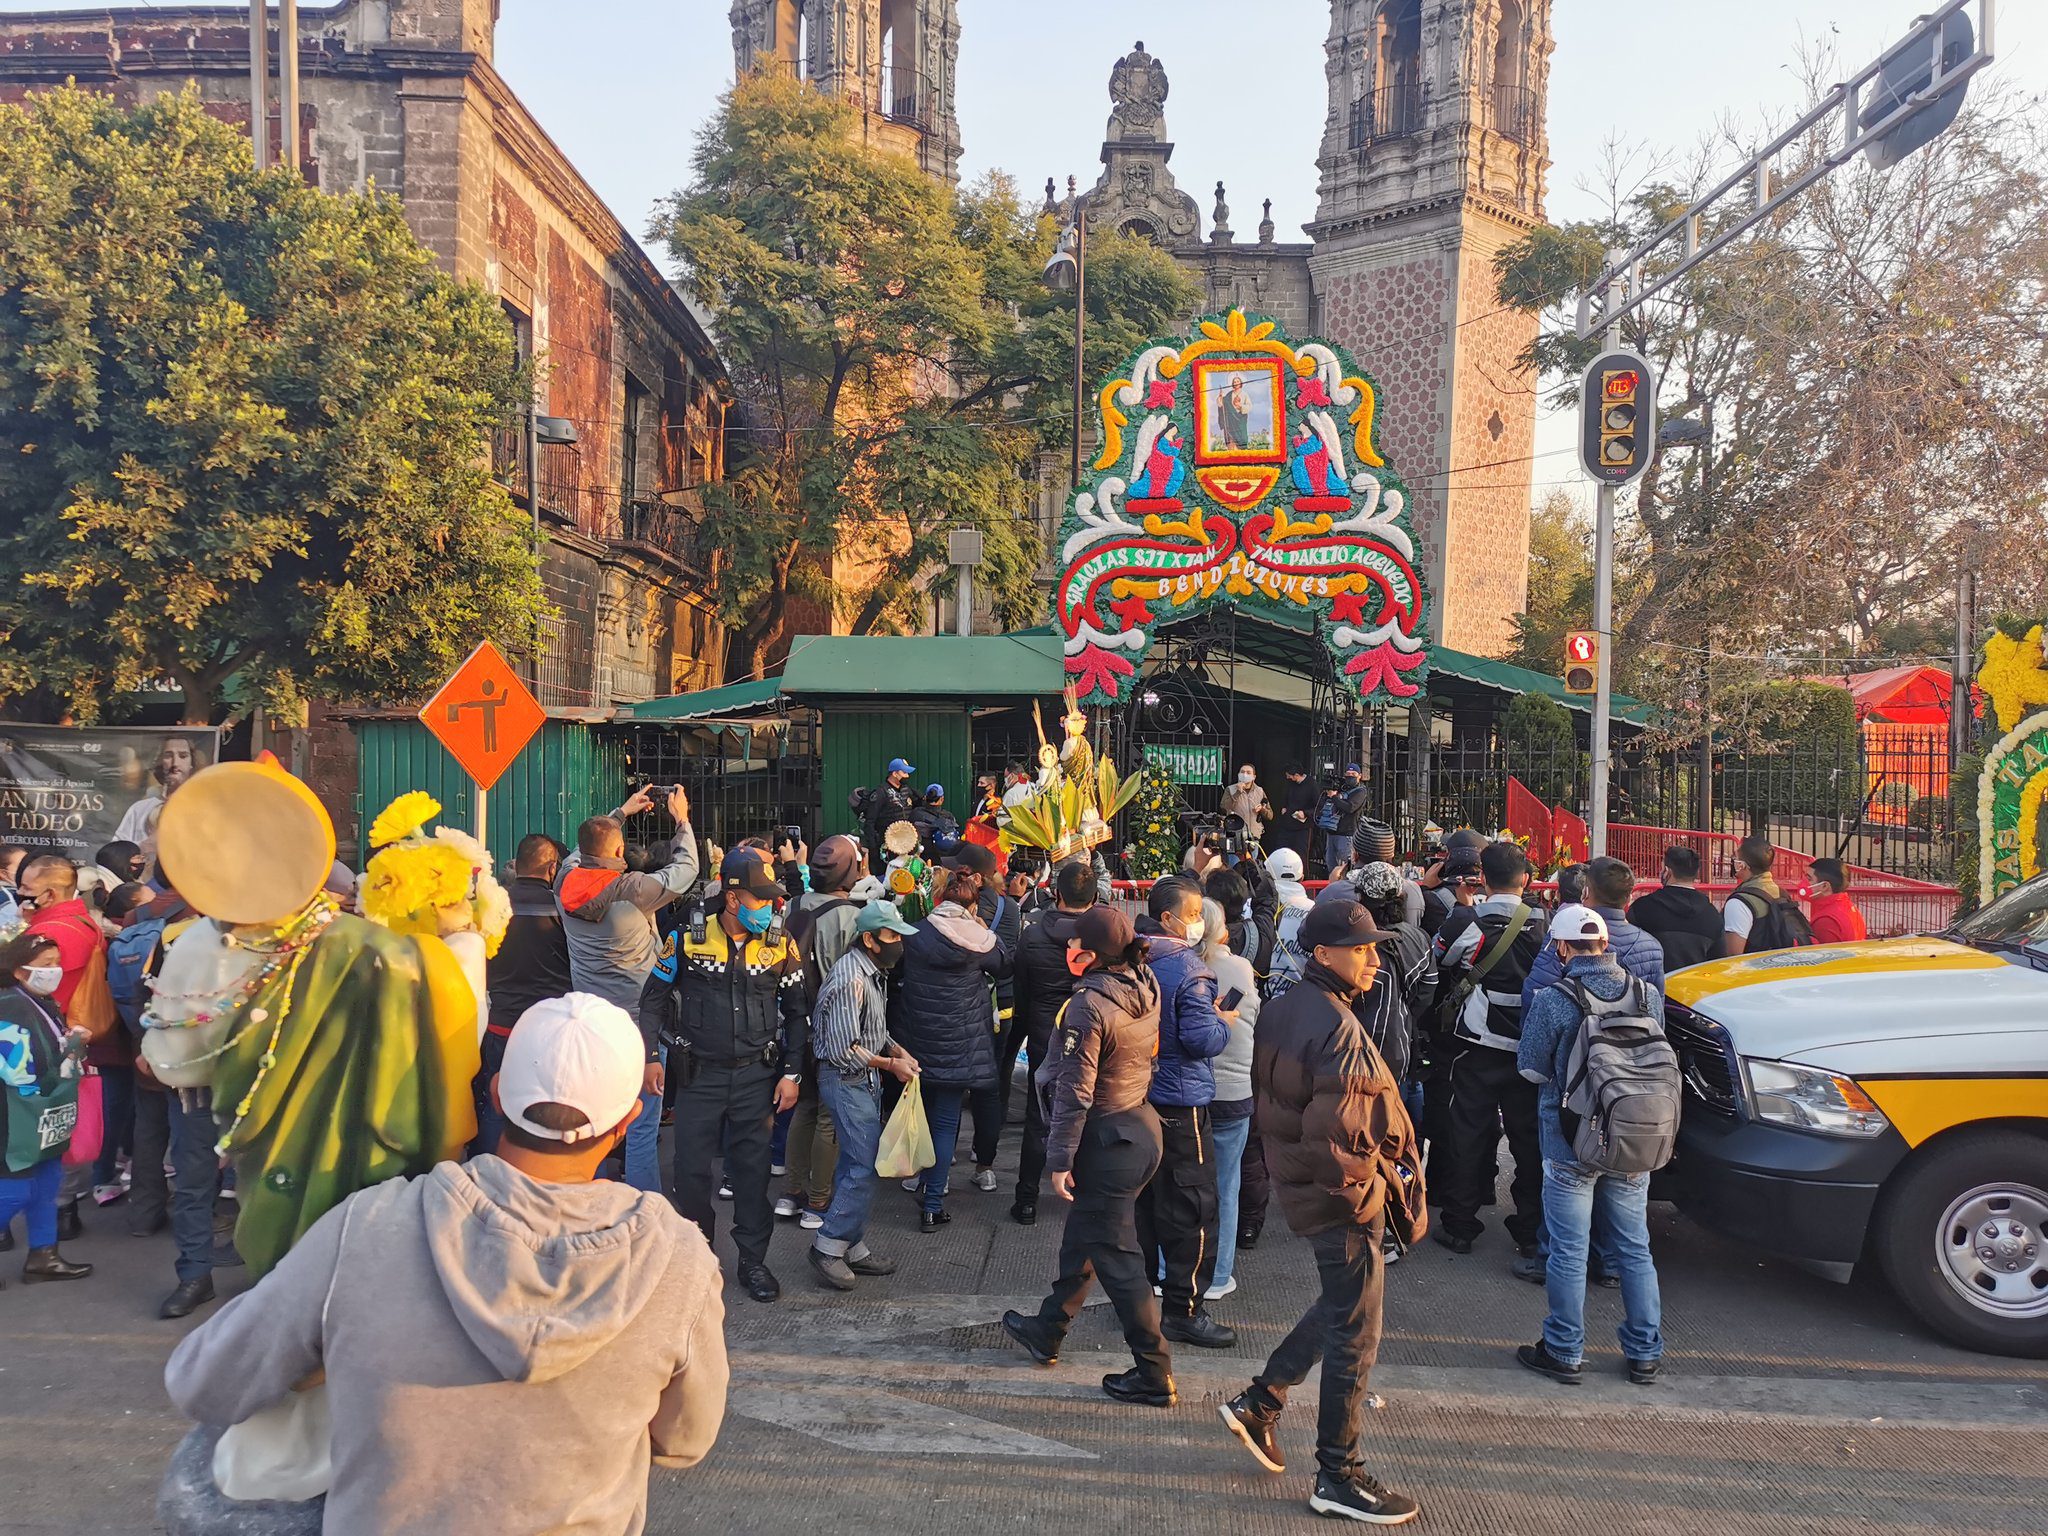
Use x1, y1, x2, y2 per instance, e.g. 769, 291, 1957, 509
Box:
1665, 873, 2048, 1357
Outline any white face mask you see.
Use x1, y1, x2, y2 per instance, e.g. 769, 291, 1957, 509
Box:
1179, 917, 1207, 946
23, 966, 61, 997
1237, 771, 1255, 785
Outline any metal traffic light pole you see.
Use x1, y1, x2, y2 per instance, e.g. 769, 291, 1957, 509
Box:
1589, 267, 1624, 857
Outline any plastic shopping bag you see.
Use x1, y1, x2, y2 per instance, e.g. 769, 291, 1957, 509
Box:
59, 1070, 103, 1169
875, 1077, 934, 1180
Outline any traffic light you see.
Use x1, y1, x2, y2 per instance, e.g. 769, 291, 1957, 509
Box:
1579, 350, 1656, 486
1564, 631, 1599, 695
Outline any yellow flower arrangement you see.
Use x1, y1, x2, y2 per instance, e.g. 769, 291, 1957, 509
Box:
369, 791, 442, 850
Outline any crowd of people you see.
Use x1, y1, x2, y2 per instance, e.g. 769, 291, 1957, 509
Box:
0, 752, 1865, 1530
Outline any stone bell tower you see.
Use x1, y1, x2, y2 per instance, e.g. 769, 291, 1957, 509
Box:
1308, 0, 1552, 655
730, 0, 963, 184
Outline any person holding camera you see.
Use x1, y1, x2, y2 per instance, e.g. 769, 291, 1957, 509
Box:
639, 847, 808, 1304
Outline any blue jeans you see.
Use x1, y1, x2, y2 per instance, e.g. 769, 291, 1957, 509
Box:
0, 1159, 63, 1248
1541, 1159, 1662, 1366
916, 1085, 968, 1215
623, 1048, 665, 1194
166, 1095, 223, 1283
816, 1069, 884, 1258
1210, 1113, 1252, 1289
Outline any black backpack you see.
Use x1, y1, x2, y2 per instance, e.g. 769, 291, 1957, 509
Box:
1734, 886, 1815, 954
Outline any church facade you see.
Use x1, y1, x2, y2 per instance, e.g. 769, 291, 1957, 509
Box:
732, 1, 1551, 656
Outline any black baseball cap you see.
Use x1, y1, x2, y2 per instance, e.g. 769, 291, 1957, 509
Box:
1441, 846, 1484, 880
1298, 899, 1399, 951
1074, 904, 1135, 956
941, 843, 998, 878
722, 848, 785, 900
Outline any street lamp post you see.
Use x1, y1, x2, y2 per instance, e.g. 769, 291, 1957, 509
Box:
1042, 176, 1087, 489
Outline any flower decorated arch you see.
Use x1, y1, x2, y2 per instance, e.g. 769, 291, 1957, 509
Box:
1975, 625, 2048, 900
1056, 309, 1430, 707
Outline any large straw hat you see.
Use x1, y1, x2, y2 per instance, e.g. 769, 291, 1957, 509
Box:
883, 819, 921, 857
157, 761, 336, 926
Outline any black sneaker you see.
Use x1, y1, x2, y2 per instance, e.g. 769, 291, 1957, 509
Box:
1309, 1470, 1419, 1525
1589, 1267, 1622, 1290
1236, 1224, 1261, 1251
1001, 1309, 1060, 1366
1627, 1357, 1661, 1385
1509, 1246, 1546, 1285
1515, 1340, 1583, 1385
1100, 1367, 1176, 1408
1430, 1227, 1472, 1255
1162, 1310, 1237, 1349
1010, 1201, 1037, 1226
1217, 1392, 1285, 1473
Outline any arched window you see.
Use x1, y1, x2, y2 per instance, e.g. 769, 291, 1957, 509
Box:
1492, 0, 1532, 143
1371, 0, 1422, 140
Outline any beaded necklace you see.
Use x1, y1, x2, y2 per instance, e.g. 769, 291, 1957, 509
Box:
141, 896, 338, 1032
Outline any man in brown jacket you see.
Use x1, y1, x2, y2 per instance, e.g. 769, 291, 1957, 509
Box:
1215, 900, 1422, 1526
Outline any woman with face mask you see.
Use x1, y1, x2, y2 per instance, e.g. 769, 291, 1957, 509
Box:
889, 847, 1013, 1233
0, 933, 94, 1284
1002, 904, 1179, 1407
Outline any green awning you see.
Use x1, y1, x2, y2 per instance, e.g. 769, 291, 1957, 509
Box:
625, 676, 786, 721
778, 633, 1065, 700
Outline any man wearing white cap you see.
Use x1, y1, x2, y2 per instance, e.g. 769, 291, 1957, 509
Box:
165, 993, 729, 1535
1513, 906, 1669, 1390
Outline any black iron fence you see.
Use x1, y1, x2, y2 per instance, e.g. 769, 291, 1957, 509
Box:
1347, 729, 1957, 884
612, 717, 822, 857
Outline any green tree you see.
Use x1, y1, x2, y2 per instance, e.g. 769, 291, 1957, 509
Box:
1505, 489, 1593, 674
1500, 691, 1581, 805
658, 75, 1199, 678
1494, 71, 2048, 712
0, 86, 541, 725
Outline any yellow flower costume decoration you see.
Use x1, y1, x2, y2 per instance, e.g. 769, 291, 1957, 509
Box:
361, 793, 511, 959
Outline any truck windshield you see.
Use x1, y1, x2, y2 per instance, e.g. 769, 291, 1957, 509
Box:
1950, 874, 2048, 953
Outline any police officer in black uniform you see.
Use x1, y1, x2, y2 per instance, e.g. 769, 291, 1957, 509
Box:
1002, 905, 1177, 1408
640, 846, 807, 1303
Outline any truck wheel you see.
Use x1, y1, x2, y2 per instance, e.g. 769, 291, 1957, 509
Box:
1877, 1131, 2048, 1358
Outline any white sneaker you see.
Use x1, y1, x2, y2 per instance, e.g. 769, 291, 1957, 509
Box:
800, 1210, 825, 1230
1151, 1284, 1163, 1297
972, 1168, 997, 1192
717, 1180, 733, 1200
770, 1163, 788, 1177
1204, 1275, 1239, 1301
773, 1196, 800, 1218
901, 1176, 923, 1192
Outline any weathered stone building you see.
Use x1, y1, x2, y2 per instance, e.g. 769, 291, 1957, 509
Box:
0, 0, 733, 729
1080, 2, 1553, 655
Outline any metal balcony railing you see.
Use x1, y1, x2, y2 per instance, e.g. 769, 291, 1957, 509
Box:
1491, 83, 1539, 146
604, 495, 706, 574
1347, 82, 1423, 151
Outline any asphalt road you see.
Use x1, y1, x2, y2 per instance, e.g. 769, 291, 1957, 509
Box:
4, 1114, 2045, 1535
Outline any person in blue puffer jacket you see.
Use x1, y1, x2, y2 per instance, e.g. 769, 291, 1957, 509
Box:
1133, 875, 1239, 1349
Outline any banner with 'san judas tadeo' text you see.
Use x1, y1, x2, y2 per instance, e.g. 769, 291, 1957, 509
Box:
0, 725, 221, 864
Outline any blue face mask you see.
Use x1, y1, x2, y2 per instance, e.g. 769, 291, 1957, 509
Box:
736, 901, 776, 935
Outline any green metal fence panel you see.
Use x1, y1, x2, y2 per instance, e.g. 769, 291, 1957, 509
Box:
817, 707, 972, 842
353, 719, 624, 872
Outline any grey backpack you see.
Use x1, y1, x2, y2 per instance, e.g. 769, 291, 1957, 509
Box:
1558, 978, 1681, 1175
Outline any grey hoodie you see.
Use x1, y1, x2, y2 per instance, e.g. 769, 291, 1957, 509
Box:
165, 1157, 728, 1536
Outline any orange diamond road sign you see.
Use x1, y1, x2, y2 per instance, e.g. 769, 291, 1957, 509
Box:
419, 641, 545, 790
